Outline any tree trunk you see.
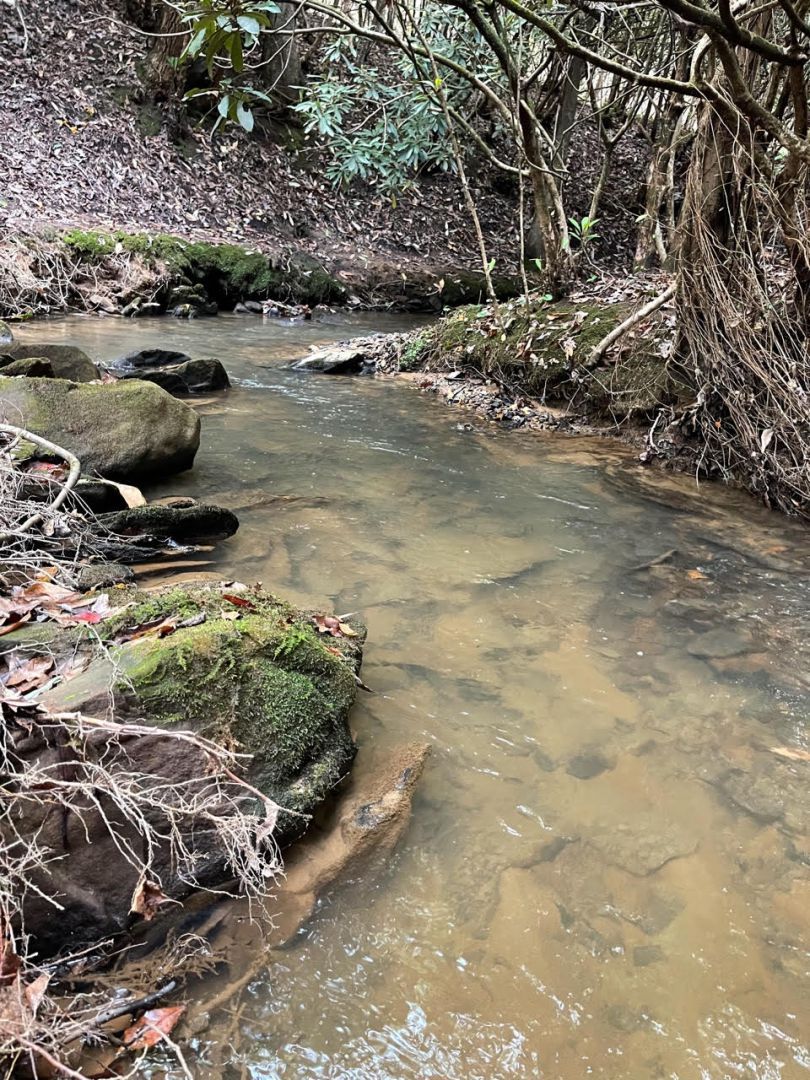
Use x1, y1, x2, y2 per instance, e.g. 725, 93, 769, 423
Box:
258, 4, 304, 107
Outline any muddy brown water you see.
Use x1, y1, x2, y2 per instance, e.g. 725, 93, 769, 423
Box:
14, 314, 810, 1078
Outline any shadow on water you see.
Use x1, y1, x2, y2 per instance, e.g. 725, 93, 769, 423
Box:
15, 314, 810, 1077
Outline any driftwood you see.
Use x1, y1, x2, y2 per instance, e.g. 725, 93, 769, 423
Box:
0, 423, 81, 542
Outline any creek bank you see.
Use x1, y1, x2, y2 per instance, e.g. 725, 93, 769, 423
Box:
0, 317, 412, 1074
72, 742, 430, 1078
4, 228, 522, 321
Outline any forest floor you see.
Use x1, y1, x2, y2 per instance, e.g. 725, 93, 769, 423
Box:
0, 0, 648, 285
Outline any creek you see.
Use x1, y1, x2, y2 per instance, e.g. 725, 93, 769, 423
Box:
14, 313, 810, 1078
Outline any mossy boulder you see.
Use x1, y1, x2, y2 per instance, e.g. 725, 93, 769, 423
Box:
4, 343, 99, 382
10, 583, 363, 952
0, 377, 200, 480
0, 356, 54, 378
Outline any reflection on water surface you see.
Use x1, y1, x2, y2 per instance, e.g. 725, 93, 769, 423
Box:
16, 314, 810, 1078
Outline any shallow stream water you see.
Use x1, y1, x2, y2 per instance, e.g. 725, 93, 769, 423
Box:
14, 314, 810, 1078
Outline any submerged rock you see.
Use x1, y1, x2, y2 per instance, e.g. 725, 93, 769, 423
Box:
9, 583, 365, 952
0, 377, 200, 480
686, 627, 755, 659
119, 357, 230, 395
4, 343, 99, 382
266, 742, 430, 945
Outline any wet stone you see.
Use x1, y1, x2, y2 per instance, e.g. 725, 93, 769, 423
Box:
588, 820, 698, 876
567, 751, 614, 780
532, 747, 557, 773
719, 770, 785, 824
633, 944, 665, 967
686, 627, 755, 659
615, 889, 684, 936
604, 1003, 651, 1033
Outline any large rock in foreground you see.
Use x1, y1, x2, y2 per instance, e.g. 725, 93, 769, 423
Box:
6, 583, 364, 953
0, 377, 200, 480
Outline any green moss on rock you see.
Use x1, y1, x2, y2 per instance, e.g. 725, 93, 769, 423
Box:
0, 376, 200, 480
61, 229, 347, 306
106, 585, 362, 829
396, 295, 636, 401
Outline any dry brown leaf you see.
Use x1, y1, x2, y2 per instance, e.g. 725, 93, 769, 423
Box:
130, 878, 173, 921
24, 972, 51, 1013
123, 1004, 186, 1050
686, 569, 707, 581
108, 480, 147, 508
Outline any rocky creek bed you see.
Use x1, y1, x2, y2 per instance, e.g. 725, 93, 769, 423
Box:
1, 311, 810, 1077
0, 315, 436, 1076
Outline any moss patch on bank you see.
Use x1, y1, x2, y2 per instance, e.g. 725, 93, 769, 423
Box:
62, 228, 348, 306
396, 292, 689, 418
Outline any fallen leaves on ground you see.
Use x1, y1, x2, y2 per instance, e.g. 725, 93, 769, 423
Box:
222, 593, 255, 609
123, 1005, 186, 1050
113, 609, 206, 645
0, 579, 121, 635
2, 654, 54, 695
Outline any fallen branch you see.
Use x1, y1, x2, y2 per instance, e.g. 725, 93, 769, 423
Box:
586, 282, 676, 369
0, 423, 82, 540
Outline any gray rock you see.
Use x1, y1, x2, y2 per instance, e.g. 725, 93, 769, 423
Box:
0, 356, 54, 378
4, 344, 99, 382
567, 751, 613, 779
633, 945, 665, 966
292, 347, 366, 374
119, 357, 230, 395
76, 562, 135, 590
0, 320, 14, 346
0, 377, 200, 480
588, 820, 698, 876
112, 348, 192, 370
686, 627, 754, 659
719, 769, 785, 823
88, 293, 119, 314
243, 300, 264, 314
99, 502, 238, 541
